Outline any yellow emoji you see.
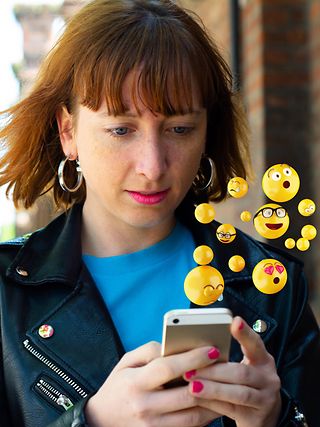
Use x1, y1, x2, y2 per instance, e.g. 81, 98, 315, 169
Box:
216, 224, 236, 244
253, 203, 289, 239
298, 199, 316, 217
193, 245, 214, 265
301, 225, 317, 241
252, 259, 287, 294
240, 211, 252, 222
227, 177, 249, 198
262, 164, 300, 202
228, 255, 245, 272
296, 238, 310, 251
285, 238, 295, 249
184, 265, 224, 305
194, 203, 215, 224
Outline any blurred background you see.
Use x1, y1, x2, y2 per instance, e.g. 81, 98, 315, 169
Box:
0, 0, 319, 321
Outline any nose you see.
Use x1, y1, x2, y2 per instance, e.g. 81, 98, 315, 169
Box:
135, 136, 167, 181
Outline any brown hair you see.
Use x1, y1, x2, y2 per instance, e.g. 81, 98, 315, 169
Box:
0, 0, 251, 210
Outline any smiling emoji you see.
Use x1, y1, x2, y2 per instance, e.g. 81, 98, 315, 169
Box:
216, 224, 237, 244
262, 164, 300, 202
252, 259, 287, 294
227, 177, 249, 198
253, 203, 289, 239
184, 265, 224, 305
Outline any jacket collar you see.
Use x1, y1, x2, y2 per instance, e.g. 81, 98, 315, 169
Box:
6, 204, 84, 286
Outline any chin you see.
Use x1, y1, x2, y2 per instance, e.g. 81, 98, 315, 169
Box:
125, 211, 174, 230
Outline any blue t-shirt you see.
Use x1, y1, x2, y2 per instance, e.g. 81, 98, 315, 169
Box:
83, 222, 196, 351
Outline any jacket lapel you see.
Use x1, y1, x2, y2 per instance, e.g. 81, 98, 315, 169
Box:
25, 264, 124, 393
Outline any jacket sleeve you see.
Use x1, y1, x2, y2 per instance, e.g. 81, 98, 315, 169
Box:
276, 267, 320, 426
47, 396, 91, 427
0, 336, 14, 425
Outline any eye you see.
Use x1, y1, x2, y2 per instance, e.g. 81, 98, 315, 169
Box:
262, 208, 273, 218
112, 127, 129, 136
283, 168, 292, 176
271, 172, 281, 181
171, 126, 192, 135
276, 208, 286, 218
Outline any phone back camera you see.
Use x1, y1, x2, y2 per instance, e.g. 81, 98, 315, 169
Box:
173, 318, 180, 324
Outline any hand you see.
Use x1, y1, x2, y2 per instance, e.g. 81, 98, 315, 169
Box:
85, 341, 223, 427
185, 316, 281, 427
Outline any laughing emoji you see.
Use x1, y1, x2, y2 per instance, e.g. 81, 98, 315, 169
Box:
253, 203, 289, 239
184, 265, 224, 305
262, 164, 300, 202
252, 259, 287, 294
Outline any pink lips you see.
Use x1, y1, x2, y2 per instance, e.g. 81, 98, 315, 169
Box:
128, 190, 169, 205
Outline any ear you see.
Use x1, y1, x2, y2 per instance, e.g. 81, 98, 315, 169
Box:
56, 105, 77, 159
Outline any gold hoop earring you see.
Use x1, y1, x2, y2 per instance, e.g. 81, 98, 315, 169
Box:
58, 156, 83, 193
192, 155, 214, 192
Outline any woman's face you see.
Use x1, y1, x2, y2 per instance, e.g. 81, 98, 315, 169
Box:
58, 72, 207, 235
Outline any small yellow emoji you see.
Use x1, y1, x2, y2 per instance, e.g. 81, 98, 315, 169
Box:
301, 225, 317, 241
193, 245, 214, 265
227, 177, 249, 198
194, 203, 215, 224
262, 164, 300, 202
252, 259, 287, 294
240, 211, 252, 222
216, 224, 237, 244
253, 203, 289, 239
228, 255, 245, 272
184, 265, 224, 305
298, 199, 316, 217
285, 238, 295, 249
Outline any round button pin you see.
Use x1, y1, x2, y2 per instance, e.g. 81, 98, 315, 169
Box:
38, 324, 54, 339
16, 267, 28, 277
252, 319, 267, 333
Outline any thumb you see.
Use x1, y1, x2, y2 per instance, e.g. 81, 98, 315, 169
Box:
231, 316, 269, 365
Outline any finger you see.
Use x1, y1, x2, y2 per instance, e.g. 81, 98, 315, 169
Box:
145, 386, 196, 413
188, 362, 265, 389
194, 398, 237, 421
188, 378, 261, 409
136, 345, 221, 389
154, 407, 220, 427
115, 341, 161, 371
231, 316, 270, 365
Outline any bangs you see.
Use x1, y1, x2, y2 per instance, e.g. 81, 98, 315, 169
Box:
72, 12, 216, 115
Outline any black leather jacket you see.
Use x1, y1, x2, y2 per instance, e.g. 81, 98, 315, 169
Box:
0, 203, 319, 427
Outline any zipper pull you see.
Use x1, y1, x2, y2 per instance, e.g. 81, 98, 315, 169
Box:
57, 395, 74, 410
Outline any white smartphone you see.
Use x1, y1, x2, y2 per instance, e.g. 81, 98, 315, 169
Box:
161, 308, 233, 387
161, 308, 233, 360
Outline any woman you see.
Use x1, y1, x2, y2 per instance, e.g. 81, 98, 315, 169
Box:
0, 1, 319, 426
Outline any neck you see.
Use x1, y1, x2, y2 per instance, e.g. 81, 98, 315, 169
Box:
81, 202, 176, 257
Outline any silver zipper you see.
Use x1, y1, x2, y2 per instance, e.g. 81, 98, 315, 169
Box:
37, 379, 73, 410
23, 339, 87, 398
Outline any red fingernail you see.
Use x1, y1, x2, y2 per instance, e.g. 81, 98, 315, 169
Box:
192, 380, 204, 393
185, 369, 197, 380
239, 321, 244, 330
208, 347, 220, 359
